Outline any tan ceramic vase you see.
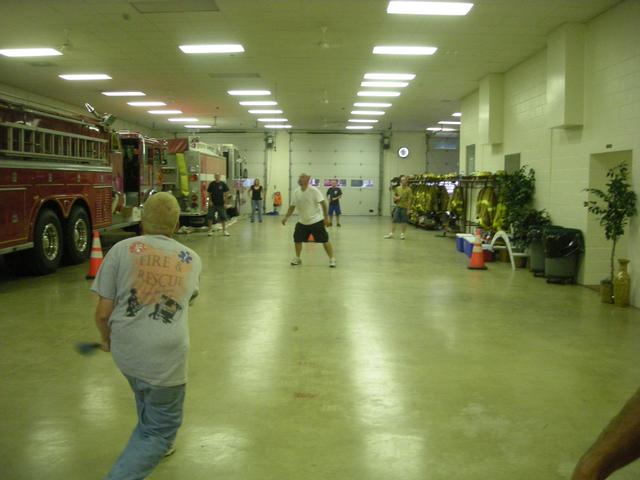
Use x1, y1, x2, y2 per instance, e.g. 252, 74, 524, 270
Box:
613, 259, 631, 307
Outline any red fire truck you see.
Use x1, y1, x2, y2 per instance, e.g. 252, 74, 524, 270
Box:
0, 95, 160, 275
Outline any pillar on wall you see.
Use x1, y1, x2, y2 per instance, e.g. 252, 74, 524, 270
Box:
478, 74, 504, 145
547, 23, 585, 128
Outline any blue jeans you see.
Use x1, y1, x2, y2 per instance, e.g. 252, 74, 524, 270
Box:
251, 199, 263, 222
105, 375, 186, 480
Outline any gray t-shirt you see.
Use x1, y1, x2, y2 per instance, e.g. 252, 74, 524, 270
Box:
91, 235, 201, 386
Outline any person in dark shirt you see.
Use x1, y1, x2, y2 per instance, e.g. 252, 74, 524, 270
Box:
248, 179, 264, 223
206, 173, 230, 236
326, 180, 343, 227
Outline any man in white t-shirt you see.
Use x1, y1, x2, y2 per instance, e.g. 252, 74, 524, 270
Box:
282, 173, 336, 267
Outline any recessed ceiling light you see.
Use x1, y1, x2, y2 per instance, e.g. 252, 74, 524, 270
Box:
228, 90, 271, 96
440, 128, 457, 131
364, 73, 415, 80
0, 48, 62, 57
346, 125, 373, 130
148, 110, 183, 114
248, 109, 283, 114
373, 46, 437, 55
438, 121, 461, 125
59, 74, 112, 80
264, 124, 292, 129
348, 119, 379, 123
179, 44, 245, 54
387, 1, 473, 16
361, 81, 408, 88
426, 127, 442, 131
351, 110, 385, 116
240, 101, 278, 106
452, 112, 462, 117
257, 118, 288, 122
184, 125, 212, 128
168, 118, 198, 122
354, 102, 392, 108
357, 91, 401, 97
128, 101, 166, 106
103, 91, 146, 97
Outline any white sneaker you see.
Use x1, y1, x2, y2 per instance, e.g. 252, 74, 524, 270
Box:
384, 233, 394, 239
223, 231, 230, 236
400, 233, 405, 240
290, 257, 302, 266
207, 230, 213, 236
329, 258, 336, 268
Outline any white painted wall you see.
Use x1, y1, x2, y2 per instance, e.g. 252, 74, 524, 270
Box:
459, 0, 640, 303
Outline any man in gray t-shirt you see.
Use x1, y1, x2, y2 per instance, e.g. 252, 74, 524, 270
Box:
92, 192, 201, 479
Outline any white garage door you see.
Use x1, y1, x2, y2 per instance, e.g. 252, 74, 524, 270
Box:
197, 133, 266, 180
290, 133, 381, 216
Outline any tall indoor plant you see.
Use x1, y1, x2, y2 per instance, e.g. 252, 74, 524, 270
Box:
584, 163, 637, 303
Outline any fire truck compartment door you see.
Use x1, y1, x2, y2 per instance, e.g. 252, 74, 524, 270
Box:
0, 188, 27, 245
176, 153, 189, 197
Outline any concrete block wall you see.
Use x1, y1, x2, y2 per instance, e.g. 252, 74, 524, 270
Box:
459, 0, 640, 303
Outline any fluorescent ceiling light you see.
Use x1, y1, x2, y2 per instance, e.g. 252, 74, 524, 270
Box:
103, 91, 145, 97
354, 102, 392, 108
438, 121, 461, 125
148, 110, 182, 114
428, 127, 457, 132
357, 91, 401, 97
128, 101, 166, 106
168, 118, 198, 122
185, 125, 212, 128
387, 1, 473, 16
346, 126, 373, 130
364, 73, 415, 80
257, 118, 288, 122
452, 112, 462, 117
348, 119, 379, 123
179, 44, 245, 54
0, 48, 62, 57
240, 101, 277, 106
228, 90, 271, 96
264, 124, 292, 129
248, 109, 283, 114
59, 74, 111, 80
351, 110, 385, 116
373, 46, 437, 55
361, 81, 408, 88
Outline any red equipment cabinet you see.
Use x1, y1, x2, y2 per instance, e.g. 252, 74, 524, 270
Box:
0, 96, 149, 275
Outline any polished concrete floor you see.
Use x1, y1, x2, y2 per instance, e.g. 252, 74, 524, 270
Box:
1, 216, 640, 480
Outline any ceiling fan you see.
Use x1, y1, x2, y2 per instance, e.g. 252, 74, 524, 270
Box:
317, 26, 342, 49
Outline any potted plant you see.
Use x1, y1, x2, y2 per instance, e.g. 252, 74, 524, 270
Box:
584, 163, 637, 304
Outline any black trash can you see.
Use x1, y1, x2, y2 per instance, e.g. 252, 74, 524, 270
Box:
543, 228, 584, 284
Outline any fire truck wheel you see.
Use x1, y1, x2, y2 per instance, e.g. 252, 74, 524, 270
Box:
63, 206, 91, 265
29, 208, 63, 275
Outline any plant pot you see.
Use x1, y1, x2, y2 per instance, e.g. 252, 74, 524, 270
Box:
614, 259, 631, 307
600, 280, 614, 304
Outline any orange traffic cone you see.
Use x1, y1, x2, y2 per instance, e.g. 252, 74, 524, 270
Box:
308, 233, 315, 242
86, 230, 104, 279
468, 230, 487, 270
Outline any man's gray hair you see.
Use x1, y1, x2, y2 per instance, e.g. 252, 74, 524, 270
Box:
142, 192, 180, 235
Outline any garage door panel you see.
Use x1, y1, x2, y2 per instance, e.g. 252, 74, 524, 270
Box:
290, 133, 380, 216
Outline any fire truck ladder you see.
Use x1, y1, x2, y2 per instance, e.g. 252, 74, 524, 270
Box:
0, 121, 109, 165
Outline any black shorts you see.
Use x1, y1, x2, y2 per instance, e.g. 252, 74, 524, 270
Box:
208, 204, 227, 222
294, 221, 329, 243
